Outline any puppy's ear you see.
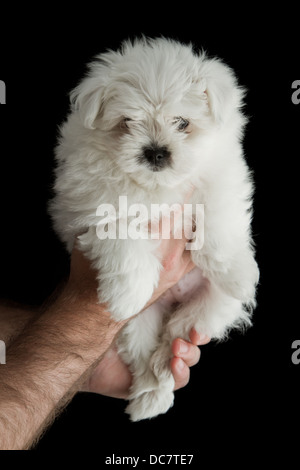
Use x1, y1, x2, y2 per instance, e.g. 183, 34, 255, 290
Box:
70, 52, 118, 130
70, 73, 107, 130
201, 58, 245, 124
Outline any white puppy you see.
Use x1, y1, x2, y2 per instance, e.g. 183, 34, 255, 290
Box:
50, 37, 259, 421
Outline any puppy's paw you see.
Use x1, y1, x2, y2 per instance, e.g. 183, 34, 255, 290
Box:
125, 350, 175, 421
96, 247, 161, 321
98, 274, 156, 321
126, 387, 174, 422
150, 344, 173, 379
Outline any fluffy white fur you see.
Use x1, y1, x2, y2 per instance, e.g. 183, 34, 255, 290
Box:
50, 37, 259, 421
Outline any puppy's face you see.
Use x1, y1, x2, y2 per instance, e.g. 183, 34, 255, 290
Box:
104, 79, 210, 189
71, 38, 244, 189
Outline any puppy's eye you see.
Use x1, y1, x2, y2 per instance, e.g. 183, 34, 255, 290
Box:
121, 117, 132, 130
174, 117, 190, 132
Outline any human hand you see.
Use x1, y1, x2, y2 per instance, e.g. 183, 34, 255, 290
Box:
67, 207, 195, 313
81, 328, 210, 398
76, 231, 205, 397
68, 189, 195, 311
74, 190, 203, 397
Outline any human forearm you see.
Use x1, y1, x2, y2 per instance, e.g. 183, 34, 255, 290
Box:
0, 301, 37, 345
0, 231, 196, 449
0, 288, 124, 450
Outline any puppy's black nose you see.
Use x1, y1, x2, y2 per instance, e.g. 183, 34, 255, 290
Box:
142, 146, 171, 171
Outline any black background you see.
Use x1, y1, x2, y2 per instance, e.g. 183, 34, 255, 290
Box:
0, 4, 299, 465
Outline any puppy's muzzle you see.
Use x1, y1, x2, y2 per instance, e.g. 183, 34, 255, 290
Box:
141, 145, 171, 171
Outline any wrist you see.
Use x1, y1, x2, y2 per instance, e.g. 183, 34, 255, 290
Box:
51, 283, 125, 361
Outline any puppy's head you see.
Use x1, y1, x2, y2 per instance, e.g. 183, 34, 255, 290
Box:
70, 37, 245, 189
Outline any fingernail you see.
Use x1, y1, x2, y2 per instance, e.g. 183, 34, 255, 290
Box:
199, 333, 210, 344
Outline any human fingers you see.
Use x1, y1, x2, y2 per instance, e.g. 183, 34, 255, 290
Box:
189, 328, 211, 346
171, 356, 190, 390
172, 338, 201, 368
